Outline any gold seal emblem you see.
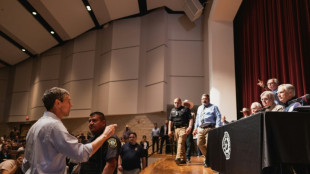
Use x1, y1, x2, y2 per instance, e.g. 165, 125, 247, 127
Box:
108, 138, 117, 148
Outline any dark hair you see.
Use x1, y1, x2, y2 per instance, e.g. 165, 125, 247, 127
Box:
90, 111, 106, 121
42, 87, 69, 110
16, 150, 24, 159
129, 132, 137, 138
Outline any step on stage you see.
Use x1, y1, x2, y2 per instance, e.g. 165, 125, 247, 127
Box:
140, 154, 216, 174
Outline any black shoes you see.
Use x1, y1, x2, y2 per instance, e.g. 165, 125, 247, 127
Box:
203, 162, 208, 167
175, 158, 186, 165
186, 159, 191, 163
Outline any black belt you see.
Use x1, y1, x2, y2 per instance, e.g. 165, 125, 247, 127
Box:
174, 125, 187, 128
199, 123, 215, 129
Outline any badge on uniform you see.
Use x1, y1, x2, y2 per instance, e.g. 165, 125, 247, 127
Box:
108, 138, 117, 148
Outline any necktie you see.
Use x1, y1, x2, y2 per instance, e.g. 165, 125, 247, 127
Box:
200, 106, 205, 124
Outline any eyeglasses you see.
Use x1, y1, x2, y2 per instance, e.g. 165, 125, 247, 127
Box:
129, 136, 135, 138
261, 98, 269, 101
267, 82, 276, 85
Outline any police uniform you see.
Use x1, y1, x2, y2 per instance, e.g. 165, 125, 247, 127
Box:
169, 105, 192, 161
120, 143, 144, 173
80, 134, 121, 174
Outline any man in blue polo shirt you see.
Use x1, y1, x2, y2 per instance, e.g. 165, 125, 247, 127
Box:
118, 132, 146, 174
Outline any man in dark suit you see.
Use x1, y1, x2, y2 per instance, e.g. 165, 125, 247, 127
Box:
159, 120, 170, 154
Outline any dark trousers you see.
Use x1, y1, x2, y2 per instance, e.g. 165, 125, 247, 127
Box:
186, 133, 193, 160
152, 136, 159, 153
194, 139, 202, 156
160, 135, 170, 154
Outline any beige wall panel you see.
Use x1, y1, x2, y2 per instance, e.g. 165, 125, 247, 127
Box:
167, 14, 202, 40
67, 109, 92, 119
145, 46, 165, 85
98, 53, 112, 85
99, 25, 113, 55
73, 30, 97, 52
9, 92, 29, 116
110, 47, 139, 81
39, 54, 61, 81
145, 82, 165, 112
29, 106, 46, 121
71, 52, 95, 80
42, 46, 62, 56
62, 55, 73, 84
13, 60, 33, 92
30, 80, 59, 109
112, 18, 141, 49
96, 84, 110, 114
8, 115, 28, 122
169, 41, 203, 76
143, 9, 167, 51
169, 77, 204, 106
63, 80, 93, 110
108, 81, 138, 115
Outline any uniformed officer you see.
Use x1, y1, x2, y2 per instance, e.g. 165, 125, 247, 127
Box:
80, 112, 121, 174
193, 94, 222, 167
168, 98, 193, 165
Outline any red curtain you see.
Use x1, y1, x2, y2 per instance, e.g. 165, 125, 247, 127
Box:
234, 0, 310, 116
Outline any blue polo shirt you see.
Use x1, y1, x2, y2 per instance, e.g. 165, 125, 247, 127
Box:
120, 143, 144, 170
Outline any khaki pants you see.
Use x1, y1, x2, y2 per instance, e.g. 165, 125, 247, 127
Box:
197, 127, 213, 156
174, 127, 187, 160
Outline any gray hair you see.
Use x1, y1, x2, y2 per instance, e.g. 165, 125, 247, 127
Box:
260, 91, 275, 101
278, 84, 295, 97
42, 87, 70, 110
251, 102, 262, 109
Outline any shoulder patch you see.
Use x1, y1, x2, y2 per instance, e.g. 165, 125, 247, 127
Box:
108, 138, 117, 148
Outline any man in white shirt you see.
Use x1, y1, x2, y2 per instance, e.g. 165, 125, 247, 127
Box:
22, 87, 117, 174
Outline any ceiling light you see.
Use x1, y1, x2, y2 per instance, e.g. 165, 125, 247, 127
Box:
32, 11, 37, 15
50, 31, 55, 34
22, 49, 26, 52
86, 6, 91, 11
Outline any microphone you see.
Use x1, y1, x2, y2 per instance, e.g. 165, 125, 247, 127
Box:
288, 94, 310, 105
255, 106, 271, 113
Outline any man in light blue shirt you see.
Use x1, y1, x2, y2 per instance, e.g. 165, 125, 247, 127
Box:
193, 94, 222, 167
22, 87, 117, 174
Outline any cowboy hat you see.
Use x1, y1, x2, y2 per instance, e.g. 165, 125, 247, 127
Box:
182, 99, 194, 109
240, 107, 250, 112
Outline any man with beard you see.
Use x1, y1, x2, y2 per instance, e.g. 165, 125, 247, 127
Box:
193, 94, 222, 167
80, 112, 121, 174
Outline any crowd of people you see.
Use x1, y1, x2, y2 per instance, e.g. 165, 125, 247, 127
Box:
0, 80, 308, 173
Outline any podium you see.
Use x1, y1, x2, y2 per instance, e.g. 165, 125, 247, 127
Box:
206, 112, 310, 174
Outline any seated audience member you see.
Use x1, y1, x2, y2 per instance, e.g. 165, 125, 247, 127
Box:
240, 107, 250, 118
221, 116, 230, 125
277, 84, 302, 112
0, 150, 24, 174
260, 91, 285, 111
250, 102, 262, 115
257, 78, 283, 105
0, 144, 11, 163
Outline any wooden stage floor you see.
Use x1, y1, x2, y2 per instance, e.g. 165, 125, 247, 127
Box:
140, 154, 217, 174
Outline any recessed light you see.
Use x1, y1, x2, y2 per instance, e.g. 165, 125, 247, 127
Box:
50, 31, 55, 34
32, 11, 37, 15
86, 6, 91, 11
22, 49, 26, 52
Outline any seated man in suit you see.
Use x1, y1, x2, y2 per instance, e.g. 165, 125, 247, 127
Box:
260, 91, 285, 112
277, 84, 301, 112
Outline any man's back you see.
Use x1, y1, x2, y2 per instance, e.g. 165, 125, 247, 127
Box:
23, 112, 92, 174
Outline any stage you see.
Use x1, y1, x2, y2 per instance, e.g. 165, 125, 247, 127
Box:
140, 154, 217, 174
